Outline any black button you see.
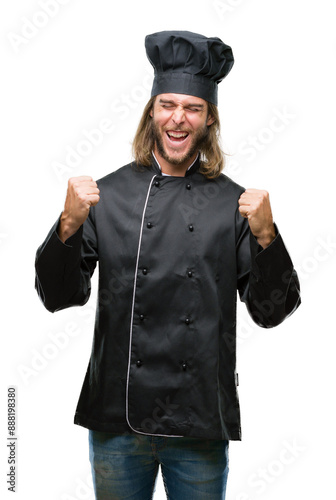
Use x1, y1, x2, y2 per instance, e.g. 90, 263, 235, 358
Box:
188, 225, 194, 232
136, 360, 142, 367
185, 318, 191, 325
154, 181, 160, 187
142, 268, 148, 275
187, 271, 193, 278
147, 222, 153, 228
182, 362, 187, 371
139, 314, 145, 321
186, 183, 191, 190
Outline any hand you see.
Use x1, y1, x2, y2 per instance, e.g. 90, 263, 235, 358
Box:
238, 189, 276, 248
58, 176, 100, 242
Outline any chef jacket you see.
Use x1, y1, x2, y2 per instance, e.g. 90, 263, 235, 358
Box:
35, 155, 301, 440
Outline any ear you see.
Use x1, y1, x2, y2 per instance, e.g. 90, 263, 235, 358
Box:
206, 114, 215, 126
149, 109, 153, 117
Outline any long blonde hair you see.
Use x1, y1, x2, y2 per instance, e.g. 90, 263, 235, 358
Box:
131, 96, 225, 179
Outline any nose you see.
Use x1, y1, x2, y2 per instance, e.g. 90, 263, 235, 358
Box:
172, 106, 185, 126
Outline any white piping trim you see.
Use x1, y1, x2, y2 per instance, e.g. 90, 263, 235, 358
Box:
125, 174, 183, 438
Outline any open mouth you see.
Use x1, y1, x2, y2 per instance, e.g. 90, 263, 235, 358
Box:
166, 131, 189, 143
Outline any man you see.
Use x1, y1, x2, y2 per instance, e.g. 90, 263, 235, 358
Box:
35, 31, 300, 499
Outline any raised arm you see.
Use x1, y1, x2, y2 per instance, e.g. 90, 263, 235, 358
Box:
35, 176, 100, 312
237, 189, 301, 327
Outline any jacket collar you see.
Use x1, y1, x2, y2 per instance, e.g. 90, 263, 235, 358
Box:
151, 151, 201, 177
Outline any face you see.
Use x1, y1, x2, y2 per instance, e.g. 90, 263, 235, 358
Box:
150, 93, 214, 171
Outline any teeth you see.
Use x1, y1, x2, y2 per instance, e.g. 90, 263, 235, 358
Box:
168, 131, 188, 138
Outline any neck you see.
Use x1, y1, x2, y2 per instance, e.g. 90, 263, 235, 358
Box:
153, 147, 199, 177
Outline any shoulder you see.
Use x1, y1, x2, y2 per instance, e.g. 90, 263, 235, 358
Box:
217, 172, 245, 191
210, 171, 246, 198
97, 162, 136, 184
96, 162, 153, 189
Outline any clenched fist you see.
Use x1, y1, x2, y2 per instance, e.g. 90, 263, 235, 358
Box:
238, 189, 276, 248
58, 176, 100, 242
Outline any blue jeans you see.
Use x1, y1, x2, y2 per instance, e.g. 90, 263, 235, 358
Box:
89, 430, 229, 499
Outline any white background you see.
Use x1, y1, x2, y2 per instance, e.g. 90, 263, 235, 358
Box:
1, 1, 335, 499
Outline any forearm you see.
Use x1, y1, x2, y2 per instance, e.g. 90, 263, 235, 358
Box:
246, 229, 301, 327
58, 212, 82, 243
255, 223, 276, 249
35, 218, 89, 312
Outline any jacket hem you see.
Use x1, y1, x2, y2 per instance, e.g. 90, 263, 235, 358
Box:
74, 413, 241, 441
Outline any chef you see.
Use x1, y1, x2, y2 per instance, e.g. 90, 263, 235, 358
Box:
35, 30, 300, 500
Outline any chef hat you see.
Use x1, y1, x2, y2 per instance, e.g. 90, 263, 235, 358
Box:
145, 30, 234, 106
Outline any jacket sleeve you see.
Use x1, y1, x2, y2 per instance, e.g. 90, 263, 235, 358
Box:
35, 209, 98, 313
236, 214, 301, 328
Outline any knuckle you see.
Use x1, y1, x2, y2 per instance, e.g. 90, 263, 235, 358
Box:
77, 193, 86, 203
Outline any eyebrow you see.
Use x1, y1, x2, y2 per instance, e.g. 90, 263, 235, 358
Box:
158, 99, 204, 109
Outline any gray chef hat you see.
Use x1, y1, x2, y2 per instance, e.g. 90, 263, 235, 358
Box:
145, 30, 234, 106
